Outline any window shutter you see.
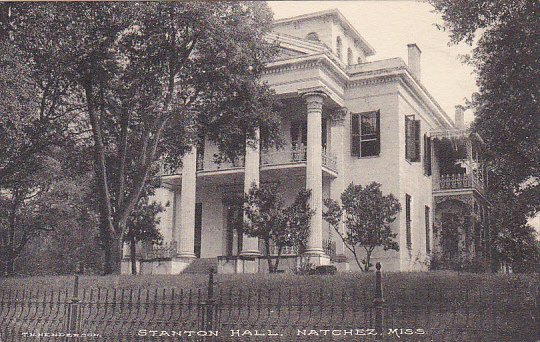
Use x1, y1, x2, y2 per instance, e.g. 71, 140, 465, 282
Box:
425, 205, 431, 254
414, 120, 421, 162
424, 135, 432, 175
406, 194, 412, 250
375, 111, 381, 155
351, 113, 360, 156
405, 115, 415, 161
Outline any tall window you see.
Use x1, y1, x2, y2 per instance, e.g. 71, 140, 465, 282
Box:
405, 115, 421, 162
351, 111, 380, 157
347, 48, 353, 65
423, 134, 432, 175
290, 121, 307, 147
425, 205, 431, 254
336, 36, 342, 60
406, 194, 412, 250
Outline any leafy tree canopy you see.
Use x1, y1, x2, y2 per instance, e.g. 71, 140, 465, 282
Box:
324, 182, 401, 271
3, 2, 282, 273
244, 183, 313, 272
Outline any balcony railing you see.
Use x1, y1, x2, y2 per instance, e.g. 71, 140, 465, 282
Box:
140, 241, 178, 260
263, 239, 336, 257
261, 145, 337, 171
437, 171, 485, 192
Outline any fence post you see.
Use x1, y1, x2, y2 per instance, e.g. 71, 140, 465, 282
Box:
373, 262, 385, 341
66, 275, 80, 341
205, 268, 216, 332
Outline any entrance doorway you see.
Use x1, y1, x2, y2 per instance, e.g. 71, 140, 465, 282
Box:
225, 202, 243, 256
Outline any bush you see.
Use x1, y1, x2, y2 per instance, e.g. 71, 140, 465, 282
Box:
313, 265, 337, 275
429, 252, 490, 273
291, 260, 315, 275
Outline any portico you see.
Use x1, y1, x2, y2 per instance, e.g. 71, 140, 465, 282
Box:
138, 88, 345, 274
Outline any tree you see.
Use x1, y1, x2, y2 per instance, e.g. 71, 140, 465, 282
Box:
123, 196, 165, 275
323, 182, 401, 272
0, 147, 93, 276
430, 0, 540, 271
7, 2, 282, 274
243, 184, 313, 273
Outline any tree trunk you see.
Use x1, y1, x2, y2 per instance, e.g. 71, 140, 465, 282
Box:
85, 81, 116, 275
364, 247, 374, 272
102, 231, 113, 275
130, 237, 137, 275
273, 246, 283, 272
265, 238, 273, 273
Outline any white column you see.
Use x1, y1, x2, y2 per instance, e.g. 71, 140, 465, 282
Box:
178, 145, 197, 258
330, 109, 347, 258
303, 92, 326, 256
241, 127, 261, 256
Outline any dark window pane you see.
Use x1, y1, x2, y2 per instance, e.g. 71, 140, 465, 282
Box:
361, 112, 377, 135
361, 140, 378, 157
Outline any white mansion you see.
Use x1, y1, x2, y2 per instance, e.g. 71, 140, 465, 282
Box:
122, 9, 490, 274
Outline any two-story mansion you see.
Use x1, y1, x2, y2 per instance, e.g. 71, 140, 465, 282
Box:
122, 9, 490, 274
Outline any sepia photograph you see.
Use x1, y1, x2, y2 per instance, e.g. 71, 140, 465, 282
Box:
0, 1, 538, 341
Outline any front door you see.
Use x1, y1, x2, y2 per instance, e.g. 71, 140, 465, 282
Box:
225, 203, 243, 256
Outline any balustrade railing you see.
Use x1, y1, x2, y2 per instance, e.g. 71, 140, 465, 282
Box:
262, 239, 336, 257
161, 145, 337, 175
139, 241, 178, 260
323, 239, 337, 258
438, 172, 485, 192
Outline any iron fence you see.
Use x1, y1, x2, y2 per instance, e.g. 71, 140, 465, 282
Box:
1, 266, 538, 341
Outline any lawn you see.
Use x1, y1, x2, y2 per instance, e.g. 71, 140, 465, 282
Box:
0, 271, 538, 341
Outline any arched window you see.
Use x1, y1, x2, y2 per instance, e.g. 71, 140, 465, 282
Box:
357, 56, 363, 64
306, 32, 320, 42
336, 36, 342, 60
347, 48, 353, 65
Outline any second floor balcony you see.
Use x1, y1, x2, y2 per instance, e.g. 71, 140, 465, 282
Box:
434, 170, 486, 194
162, 144, 338, 177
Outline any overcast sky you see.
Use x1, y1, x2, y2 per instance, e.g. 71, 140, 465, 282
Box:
268, 1, 478, 124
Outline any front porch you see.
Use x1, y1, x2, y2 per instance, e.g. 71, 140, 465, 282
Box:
122, 89, 350, 275
122, 238, 340, 275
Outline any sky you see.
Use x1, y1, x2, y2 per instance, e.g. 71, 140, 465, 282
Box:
268, 1, 478, 124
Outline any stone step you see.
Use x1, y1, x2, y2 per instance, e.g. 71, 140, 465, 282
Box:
181, 258, 216, 274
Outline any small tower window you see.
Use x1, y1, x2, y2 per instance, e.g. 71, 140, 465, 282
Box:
347, 48, 353, 65
306, 32, 320, 42
336, 36, 342, 60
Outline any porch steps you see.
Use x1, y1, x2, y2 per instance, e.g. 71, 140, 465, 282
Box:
181, 258, 216, 274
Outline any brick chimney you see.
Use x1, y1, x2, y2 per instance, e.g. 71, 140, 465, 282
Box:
407, 43, 421, 81
455, 105, 465, 129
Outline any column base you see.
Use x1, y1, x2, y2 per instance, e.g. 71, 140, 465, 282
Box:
239, 251, 262, 258
301, 253, 331, 266
217, 256, 260, 274
176, 252, 197, 259
332, 254, 350, 272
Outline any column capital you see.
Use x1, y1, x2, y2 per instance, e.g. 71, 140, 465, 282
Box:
299, 86, 329, 109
